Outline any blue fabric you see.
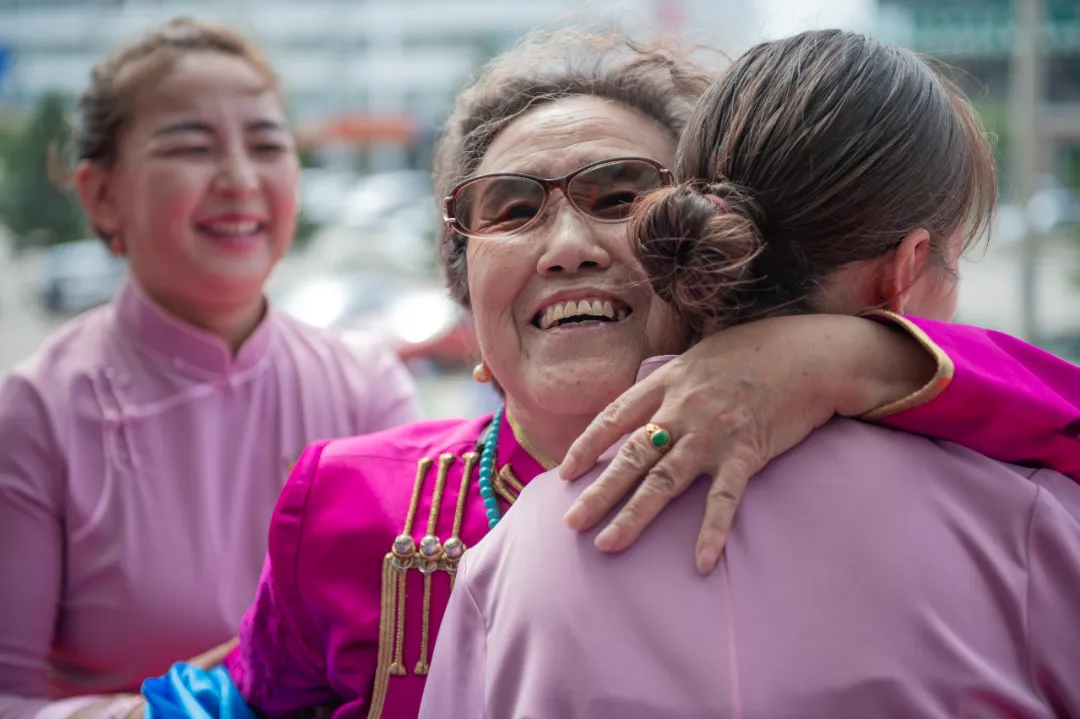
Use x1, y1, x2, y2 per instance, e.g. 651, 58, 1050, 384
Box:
142, 664, 257, 719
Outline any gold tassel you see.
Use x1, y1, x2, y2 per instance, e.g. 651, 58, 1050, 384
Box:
452, 453, 479, 538
447, 452, 478, 591
390, 570, 409, 675
414, 454, 454, 675
493, 464, 523, 506
414, 573, 434, 675
367, 555, 398, 719
375, 457, 433, 700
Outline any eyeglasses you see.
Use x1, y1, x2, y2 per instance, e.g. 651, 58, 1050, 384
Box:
443, 157, 673, 239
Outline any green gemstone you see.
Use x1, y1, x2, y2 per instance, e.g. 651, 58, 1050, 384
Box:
650, 429, 670, 448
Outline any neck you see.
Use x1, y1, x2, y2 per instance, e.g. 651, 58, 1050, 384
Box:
504, 398, 595, 471
141, 282, 267, 355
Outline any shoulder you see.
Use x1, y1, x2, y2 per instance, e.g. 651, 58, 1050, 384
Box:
269, 308, 401, 374
269, 416, 490, 557
1, 307, 115, 446
7, 306, 114, 392
778, 418, 1045, 486
268, 310, 415, 403
261, 416, 492, 658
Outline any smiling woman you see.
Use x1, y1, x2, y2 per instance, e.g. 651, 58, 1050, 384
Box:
0, 17, 419, 719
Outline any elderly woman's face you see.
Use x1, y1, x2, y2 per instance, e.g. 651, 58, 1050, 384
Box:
466, 96, 689, 420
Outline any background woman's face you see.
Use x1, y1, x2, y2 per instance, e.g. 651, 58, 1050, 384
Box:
465, 96, 689, 420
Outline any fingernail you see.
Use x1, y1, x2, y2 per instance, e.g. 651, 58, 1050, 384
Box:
595, 524, 622, 552
696, 547, 720, 574
559, 462, 575, 480
564, 503, 587, 531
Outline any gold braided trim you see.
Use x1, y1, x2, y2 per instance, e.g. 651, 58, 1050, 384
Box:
414, 454, 455, 676
493, 464, 523, 506
414, 574, 434, 676
389, 571, 408, 676
447, 453, 478, 591
369, 451, 483, 714
452, 453, 478, 539
369, 457, 433, 718
366, 555, 398, 719
856, 309, 956, 421
404, 458, 433, 535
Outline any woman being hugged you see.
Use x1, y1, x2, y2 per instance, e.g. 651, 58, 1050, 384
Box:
422, 29, 1080, 719
0, 18, 418, 719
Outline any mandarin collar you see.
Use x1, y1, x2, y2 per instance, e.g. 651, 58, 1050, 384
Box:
114, 278, 274, 377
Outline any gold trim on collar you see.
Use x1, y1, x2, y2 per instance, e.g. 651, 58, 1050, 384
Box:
506, 411, 559, 470
856, 309, 955, 421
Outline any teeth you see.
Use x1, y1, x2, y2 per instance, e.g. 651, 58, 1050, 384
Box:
203, 220, 260, 236
536, 298, 630, 329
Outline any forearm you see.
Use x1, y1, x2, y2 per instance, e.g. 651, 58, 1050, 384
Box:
0, 694, 141, 719
819, 314, 942, 420
867, 313, 1080, 479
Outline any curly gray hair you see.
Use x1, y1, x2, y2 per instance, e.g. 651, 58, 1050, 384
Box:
433, 27, 715, 306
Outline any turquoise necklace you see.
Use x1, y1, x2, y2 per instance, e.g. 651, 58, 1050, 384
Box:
478, 405, 504, 529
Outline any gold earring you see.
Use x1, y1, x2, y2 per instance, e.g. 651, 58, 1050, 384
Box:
472, 362, 492, 384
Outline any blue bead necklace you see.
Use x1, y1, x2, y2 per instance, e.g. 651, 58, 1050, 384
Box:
478, 405, 504, 529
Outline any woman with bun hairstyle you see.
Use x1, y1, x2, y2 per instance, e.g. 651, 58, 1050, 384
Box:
421, 29, 1080, 718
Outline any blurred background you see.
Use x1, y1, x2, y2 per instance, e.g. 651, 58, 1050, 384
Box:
0, 0, 1076, 418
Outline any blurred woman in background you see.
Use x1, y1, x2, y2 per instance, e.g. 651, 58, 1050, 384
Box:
0, 18, 418, 719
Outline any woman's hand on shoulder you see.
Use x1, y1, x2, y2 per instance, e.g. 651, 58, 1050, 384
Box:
560, 313, 937, 573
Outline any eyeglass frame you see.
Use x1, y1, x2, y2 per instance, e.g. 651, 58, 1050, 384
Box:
442, 156, 675, 240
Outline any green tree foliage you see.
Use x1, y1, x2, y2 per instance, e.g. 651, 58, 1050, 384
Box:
0, 93, 86, 248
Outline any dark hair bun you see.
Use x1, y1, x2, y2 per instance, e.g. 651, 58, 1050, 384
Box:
631, 182, 764, 329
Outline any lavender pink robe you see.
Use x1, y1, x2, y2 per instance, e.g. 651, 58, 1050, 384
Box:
420, 354, 1080, 718
0, 279, 419, 719
158, 315, 1079, 719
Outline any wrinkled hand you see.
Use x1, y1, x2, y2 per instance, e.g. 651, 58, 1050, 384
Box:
560, 314, 933, 574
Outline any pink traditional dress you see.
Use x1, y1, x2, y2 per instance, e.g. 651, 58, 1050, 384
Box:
142, 313, 1080, 719
420, 356, 1080, 718
0, 279, 419, 719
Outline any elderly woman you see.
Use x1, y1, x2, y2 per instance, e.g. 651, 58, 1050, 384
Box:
141, 29, 1078, 719
420, 29, 1080, 718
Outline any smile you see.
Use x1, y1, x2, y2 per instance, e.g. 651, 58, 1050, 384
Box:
533, 298, 632, 330
196, 220, 266, 237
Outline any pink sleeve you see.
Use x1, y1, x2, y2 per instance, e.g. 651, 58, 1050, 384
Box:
0, 374, 65, 719
225, 441, 337, 717
347, 341, 420, 434
867, 314, 1080, 482
1026, 470, 1080, 712
418, 557, 488, 719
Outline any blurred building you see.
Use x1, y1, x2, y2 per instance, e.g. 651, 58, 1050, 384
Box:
0, 0, 759, 172
876, 0, 1080, 190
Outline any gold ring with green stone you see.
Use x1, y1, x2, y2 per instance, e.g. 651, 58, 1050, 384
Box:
644, 423, 673, 453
